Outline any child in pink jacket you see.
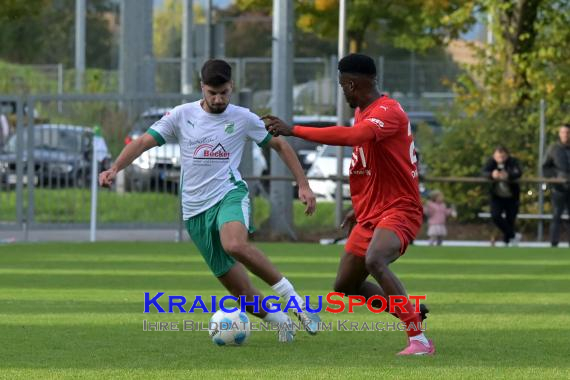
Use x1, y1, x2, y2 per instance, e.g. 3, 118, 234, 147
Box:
424, 190, 456, 246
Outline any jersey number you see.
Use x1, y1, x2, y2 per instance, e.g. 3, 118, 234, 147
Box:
408, 122, 417, 165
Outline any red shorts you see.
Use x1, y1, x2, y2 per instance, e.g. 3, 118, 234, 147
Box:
345, 208, 422, 257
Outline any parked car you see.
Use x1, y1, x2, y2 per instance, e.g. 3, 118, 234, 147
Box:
0, 124, 111, 188
291, 115, 344, 172
123, 108, 180, 192
307, 145, 352, 201
124, 107, 268, 192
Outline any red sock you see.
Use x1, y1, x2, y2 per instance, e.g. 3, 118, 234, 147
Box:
395, 301, 422, 337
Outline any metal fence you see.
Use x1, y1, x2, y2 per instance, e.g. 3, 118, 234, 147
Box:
4, 93, 563, 244
0, 56, 458, 115
0, 94, 201, 240
152, 56, 457, 114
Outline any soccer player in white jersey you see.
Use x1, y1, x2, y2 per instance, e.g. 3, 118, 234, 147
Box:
99, 59, 320, 342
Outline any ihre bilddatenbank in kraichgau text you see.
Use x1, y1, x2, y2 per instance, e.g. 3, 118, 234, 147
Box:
142, 292, 427, 332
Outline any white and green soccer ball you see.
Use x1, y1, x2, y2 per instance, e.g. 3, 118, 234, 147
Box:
208, 310, 251, 346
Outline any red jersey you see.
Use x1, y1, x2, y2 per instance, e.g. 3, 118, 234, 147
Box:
349, 96, 421, 227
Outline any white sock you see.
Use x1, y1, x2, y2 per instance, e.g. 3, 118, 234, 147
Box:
410, 333, 429, 346
262, 309, 290, 324
271, 277, 305, 309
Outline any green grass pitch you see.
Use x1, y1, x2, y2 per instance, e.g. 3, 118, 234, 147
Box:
0, 242, 569, 379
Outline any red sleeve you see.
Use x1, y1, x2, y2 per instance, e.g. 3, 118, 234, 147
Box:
360, 106, 407, 142
292, 123, 376, 146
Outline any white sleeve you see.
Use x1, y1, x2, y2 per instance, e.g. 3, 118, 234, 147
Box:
147, 109, 179, 145
246, 112, 272, 147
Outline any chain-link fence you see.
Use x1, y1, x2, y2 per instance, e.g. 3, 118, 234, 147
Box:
4, 92, 561, 244
0, 94, 200, 239
0, 56, 459, 116
152, 56, 458, 115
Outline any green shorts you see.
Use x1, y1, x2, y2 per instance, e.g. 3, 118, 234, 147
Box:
185, 182, 254, 277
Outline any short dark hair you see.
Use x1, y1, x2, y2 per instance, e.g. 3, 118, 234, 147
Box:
338, 54, 376, 76
561, 123, 570, 129
201, 59, 232, 86
494, 145, 510, 155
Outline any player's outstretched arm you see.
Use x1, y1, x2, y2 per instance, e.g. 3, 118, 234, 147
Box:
99, 133, 158, 187
262, 115, 375, 146
267, 136, 316, 215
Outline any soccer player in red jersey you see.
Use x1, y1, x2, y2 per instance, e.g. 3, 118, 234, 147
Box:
262, 54, 434, 355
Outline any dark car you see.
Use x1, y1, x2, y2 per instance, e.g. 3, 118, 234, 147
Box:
0, 124, 110, 188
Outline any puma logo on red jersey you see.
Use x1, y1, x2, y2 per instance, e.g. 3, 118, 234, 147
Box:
366, 118, 384, 129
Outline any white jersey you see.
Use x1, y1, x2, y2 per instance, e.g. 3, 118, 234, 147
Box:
148, 101, 272, 220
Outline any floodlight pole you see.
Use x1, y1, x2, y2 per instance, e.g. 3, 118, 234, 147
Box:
335, 0, 347, 227
75, 0, 86, 93
205, 0, 213, 60
181, 0, 194, 94
119, 0, 154, 96
269, 0, 296, 239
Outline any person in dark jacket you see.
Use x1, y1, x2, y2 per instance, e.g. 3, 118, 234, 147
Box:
542, 123, 570, 247
482, 146, 523, 245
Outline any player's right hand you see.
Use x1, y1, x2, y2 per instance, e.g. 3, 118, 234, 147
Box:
340, 209, 356, 233
260, 115, 294, 137
99, 168, 117, 188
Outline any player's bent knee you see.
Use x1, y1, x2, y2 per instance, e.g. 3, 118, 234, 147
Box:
223, 241, 249, 257
365, 254, 389, 275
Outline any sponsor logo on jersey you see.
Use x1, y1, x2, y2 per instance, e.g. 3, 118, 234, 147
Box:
193, 143, 230, 160
350, 169, 371, 176
350, 148, 371, 176
188, 137, 215, 147
351, 151, 358, 168
366, 118, 384, 128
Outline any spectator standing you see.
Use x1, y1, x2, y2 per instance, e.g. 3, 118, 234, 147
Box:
482, 146, 523, 246
542, 124, 570, 247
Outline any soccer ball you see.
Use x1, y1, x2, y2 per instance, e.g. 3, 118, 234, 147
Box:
208, 310, 251, 346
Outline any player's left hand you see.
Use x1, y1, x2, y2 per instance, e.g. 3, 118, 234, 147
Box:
340, 209, 356, 233
261, 115, 294, 137
298, 185, 316, 216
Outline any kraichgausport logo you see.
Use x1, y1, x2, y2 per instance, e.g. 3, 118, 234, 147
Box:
143, 292, 426, 314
